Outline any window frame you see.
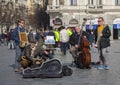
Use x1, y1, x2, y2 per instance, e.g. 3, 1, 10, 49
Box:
70, 0, 77, 6
88, 0, 94, 5
115, 0, 120, 6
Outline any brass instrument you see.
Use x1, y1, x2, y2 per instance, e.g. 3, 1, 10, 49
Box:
20, 55, 32, 68
19, 32, 28, 48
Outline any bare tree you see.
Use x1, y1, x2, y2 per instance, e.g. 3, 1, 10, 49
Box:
0, 0, 49, 33
0, 1, 28, 33
28, 0, 49, 30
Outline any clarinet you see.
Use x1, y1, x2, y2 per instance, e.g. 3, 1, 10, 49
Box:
94, 35, 101, 48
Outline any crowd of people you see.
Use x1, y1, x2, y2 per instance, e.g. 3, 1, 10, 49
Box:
0, 17, 111, 72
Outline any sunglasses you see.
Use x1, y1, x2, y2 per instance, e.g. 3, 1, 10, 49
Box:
20, 21, 24, 24
98, 20, 102, 22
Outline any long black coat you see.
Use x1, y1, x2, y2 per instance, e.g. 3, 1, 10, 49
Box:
94, 25, 111, 49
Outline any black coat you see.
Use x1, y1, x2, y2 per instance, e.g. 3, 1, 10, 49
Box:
69, 31, 89, 46
94, 25, 111, 49
69, 32, 80, 46
21, 45, 43, 62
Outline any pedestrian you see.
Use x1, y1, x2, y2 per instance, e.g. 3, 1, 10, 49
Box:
7, 29, 15, 49
94, 17, 111, 70
60, 26, 69, 56
54, 28, 60, 48
87, 27, 94, 47
35, 29, 42, 42
66, 27, 73, 49
12, 19, 28, 72
28, 29, 37, 43
0, 33, 2, 46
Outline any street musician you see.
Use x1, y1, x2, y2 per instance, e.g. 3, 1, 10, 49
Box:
12, 19, 28, 72
94, 17, 111, 70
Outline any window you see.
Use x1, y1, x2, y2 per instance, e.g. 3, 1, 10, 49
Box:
60, 0, 64, 5
88, 0, 94, 5
48, 0, 52, 5
15, 0, 18, 3
70, 0, 77, 6
91, 0, 94, 5
88, 0, 90, 4
115, 0, 120, 6
56, 0, 59, 5
34, 0, 39, 3
98, 0, 102, 5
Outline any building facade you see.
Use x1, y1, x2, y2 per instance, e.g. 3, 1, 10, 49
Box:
47, 0, 120, 39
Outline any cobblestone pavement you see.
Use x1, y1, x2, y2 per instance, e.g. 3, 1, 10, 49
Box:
0, 40, 120, 85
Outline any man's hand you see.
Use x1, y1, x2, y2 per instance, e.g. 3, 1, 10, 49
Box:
44, 50, 49, 55
75, 45, 78, 48
35, 61, 41, 64
84, 36, 87, 38
100, 33, 103, 36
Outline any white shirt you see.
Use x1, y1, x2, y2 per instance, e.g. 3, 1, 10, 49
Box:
60, 29, 69, 42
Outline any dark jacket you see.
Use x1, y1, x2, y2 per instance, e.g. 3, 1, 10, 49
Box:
94, 25, 111, 48
28, 32, 37, 43
69, 31, 89, 46
11, 26, 26, 45
21, 44, 44, 62
69, 32, 80, 46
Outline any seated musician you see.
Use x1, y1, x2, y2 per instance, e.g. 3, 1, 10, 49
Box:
69, 26, 88, 66
35, 34, 54, 59
18, 37, 54, 69
17, 40, 40, 69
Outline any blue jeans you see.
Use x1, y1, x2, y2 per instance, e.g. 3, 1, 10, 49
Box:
15, 45, 23, 69
99, 48, 109, 66
88, 34, 94, 47
60, 42, 68, 55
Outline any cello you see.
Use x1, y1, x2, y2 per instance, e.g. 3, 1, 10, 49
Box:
77, 19, 91, 69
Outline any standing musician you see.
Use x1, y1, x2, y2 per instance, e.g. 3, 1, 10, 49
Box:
94, 17, 111, 70
12, 19, 28, 72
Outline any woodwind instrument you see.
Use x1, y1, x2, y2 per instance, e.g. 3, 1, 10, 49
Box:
94, 25, 106, 48
94, 35, 101, 48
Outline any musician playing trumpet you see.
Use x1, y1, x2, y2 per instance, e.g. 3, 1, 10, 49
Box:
94, 17, 111, 70
12, 19, 28, 72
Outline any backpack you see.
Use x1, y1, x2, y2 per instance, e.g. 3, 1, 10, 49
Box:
62, 65, 73, 76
